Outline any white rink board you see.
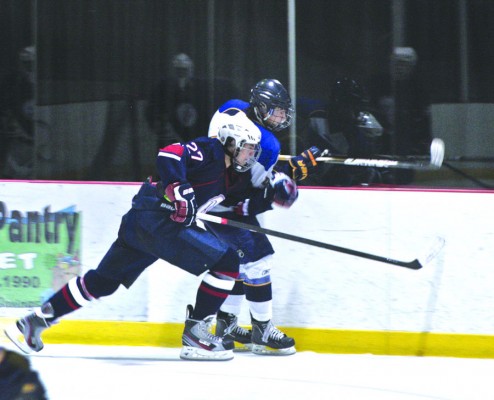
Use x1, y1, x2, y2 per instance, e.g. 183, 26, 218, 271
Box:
1, 181, 493, 335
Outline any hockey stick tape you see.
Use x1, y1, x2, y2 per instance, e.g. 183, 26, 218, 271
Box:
430, 138, 445, 168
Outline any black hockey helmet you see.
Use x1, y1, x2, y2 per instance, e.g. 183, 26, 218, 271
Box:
249, 79, 294, 132
330, 77, 368, 111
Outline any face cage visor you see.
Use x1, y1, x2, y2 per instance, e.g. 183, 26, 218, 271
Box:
260, 104, 294, 132
232, 141, 262, 173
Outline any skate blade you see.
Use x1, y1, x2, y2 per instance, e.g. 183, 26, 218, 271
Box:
179, 346, 233, 361
233, 342, 253, 353
252, 344, 296, 356
4, 324, 35, 355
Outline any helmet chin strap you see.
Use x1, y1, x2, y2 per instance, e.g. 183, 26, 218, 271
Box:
253, 107, 264, 125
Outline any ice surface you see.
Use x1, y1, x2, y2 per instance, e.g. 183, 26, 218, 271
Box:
4, 343, 493, 400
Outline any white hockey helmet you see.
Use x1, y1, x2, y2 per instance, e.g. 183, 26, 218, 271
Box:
217, 113, 262, 172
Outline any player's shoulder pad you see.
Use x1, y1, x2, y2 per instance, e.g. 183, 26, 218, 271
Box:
190, 136, 218, 150
187, 136, 225, 160
158, 142, 185, 160
218, 99, 249, 114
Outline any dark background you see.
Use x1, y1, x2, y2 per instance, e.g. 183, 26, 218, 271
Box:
1, 0, 493, 184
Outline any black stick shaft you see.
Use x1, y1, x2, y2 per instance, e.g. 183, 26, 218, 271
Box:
197, 213, 422, 270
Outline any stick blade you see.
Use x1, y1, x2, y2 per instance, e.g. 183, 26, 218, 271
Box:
418, 236, 446, 266
400, 236, 445, 270
430, 138, 445, 168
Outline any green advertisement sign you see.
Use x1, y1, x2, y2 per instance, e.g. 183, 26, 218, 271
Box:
0, 201, 81, 307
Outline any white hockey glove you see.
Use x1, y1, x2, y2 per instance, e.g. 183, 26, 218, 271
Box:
164, 182, 197, 227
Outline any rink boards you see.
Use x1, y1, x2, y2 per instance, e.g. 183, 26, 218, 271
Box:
1, 180, 493, 358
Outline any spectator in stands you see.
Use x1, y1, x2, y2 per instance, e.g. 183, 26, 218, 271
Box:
368, 47, 433, 184
300, 77, 395, 186
388, 47, 432, 157
146, 52, 238, 149
0, 46, 36, 178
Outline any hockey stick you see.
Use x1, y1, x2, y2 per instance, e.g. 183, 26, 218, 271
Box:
197, 212, 425, 270
445, 156, 494, 163
442, 161, 494, 189
278, 138, 445, 170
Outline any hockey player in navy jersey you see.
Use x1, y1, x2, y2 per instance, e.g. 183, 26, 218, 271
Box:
4, 112, 295, 362
207, 79, 320, 355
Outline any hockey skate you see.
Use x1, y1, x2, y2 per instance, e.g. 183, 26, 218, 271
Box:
180, 305, 234, 361
251, 318, 296, 356
4, 303, 55, 354
215, 310, 253, 352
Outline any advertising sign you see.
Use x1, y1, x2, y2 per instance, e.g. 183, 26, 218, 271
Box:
0, 201, 81, 307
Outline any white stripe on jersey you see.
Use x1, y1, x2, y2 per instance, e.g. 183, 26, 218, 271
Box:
158, 151, 182, 161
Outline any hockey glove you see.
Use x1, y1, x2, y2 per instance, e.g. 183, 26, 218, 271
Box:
288, 146, 321, 181
271, 172, 298, 208
164, 182, 197, 227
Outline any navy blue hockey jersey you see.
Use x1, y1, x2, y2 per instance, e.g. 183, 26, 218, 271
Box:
157, 136, 252, 208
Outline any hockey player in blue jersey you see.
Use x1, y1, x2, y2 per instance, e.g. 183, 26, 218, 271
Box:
5, 112, 273, 362
207, 79, 320, 355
